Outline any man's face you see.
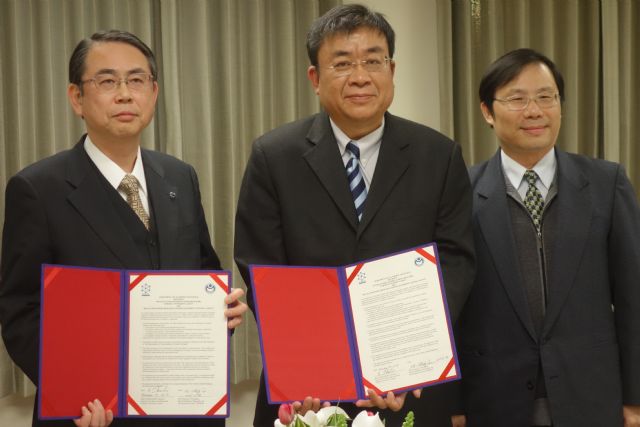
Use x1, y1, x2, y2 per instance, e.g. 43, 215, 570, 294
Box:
308, 27, 395, 140
68, 41, 158, 144
481, 62, 561, 166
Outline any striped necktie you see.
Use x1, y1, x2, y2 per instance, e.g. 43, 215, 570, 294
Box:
523, 169, 544, 235
345, 142, 367, 221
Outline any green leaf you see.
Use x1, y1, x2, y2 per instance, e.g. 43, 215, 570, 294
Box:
326, 413, 348, 426
401, 410, 415, 427
293, 417, 311, 427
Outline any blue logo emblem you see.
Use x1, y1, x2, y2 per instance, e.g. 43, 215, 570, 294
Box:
141, 283, 151, 296
205, 283, 216, 293
414, 257, 425, 267
357, 271, 367, 285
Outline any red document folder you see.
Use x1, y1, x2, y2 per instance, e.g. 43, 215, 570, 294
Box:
251, 267, 359, 402
38, 265, 230, 420
39, 265, 122, 418
250, 243, 460, 404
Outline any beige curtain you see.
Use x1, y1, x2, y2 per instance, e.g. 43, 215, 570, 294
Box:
437, 0, 640, 198
0, 0, 339, 398
601, 0, 640, 196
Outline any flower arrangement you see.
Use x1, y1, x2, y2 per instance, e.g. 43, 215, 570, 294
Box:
275, 404, 414, 427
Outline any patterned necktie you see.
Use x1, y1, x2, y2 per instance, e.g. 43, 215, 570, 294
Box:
118, 174, 150, 230
345, 142, 367, 221
523, 170, 544, 235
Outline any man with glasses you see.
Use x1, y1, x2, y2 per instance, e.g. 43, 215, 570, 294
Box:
234, 4, 475, 426
454, 48, 640, 426
0, 30, 247, 427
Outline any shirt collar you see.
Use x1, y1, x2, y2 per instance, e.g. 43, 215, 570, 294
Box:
83, 135, 148, 196
501, 147, 556, 191
330, 118, 385, 159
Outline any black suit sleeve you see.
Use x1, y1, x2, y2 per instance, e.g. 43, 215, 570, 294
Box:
188, 165, 221, 270
0, 174, 52, 383
434, 143, 475, 322
234, 141, 288, 312
609, 165, 640, 405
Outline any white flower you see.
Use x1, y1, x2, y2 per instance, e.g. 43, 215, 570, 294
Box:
316, 406, 351, 424
298, 411, 322, 427
273, 412, 322, 427
274, 407, 392, 427
352, 411, 385, 427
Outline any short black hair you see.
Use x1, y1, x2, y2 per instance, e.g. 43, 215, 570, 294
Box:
69, 30, 157, 90
479, 48, 564, 114
306, 4, 395, 68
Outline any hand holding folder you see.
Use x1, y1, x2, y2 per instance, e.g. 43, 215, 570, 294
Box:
73, 399, 114, 427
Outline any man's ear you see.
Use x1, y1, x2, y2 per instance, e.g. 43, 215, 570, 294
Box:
307, 65, 320, 95
480, 102, 495, 128
67, 84, 84, 118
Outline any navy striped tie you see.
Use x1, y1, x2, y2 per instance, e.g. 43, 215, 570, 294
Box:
346, 142, 367, 221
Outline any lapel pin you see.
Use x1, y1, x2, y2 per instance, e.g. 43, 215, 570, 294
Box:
169, 191, 176, 199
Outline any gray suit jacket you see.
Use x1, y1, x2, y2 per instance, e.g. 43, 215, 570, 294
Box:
0, 136, 223, 427
235, 112, 475, 426
457, 148, 640, 426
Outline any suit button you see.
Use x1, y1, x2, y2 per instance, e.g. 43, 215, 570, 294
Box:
526, 380, 534, 391
148, 239, 156, 246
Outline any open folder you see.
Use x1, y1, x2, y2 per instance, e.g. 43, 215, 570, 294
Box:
39, 265, 230, 420
249, 243, 460, 404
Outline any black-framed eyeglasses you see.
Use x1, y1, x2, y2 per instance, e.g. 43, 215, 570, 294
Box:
81, 73, 154, 93
327, 57, 394, 76
494, 93, 559, 111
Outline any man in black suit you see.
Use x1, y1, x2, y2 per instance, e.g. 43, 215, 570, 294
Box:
234, 4, 475, 427
455, 48, 640, 426
0, 30, 247, 427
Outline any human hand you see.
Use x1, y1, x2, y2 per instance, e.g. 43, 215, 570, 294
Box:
451, 414, 467, 427
73, 399, 113, 427
624, 405, 640, 427
355, 388, 421, 412
224, 288, 248, 329
291, 396, 331, 415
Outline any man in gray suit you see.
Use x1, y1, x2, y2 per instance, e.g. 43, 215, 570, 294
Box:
0, 30, 246, 427
234, 4, 475, 427
455, 48, 640, 426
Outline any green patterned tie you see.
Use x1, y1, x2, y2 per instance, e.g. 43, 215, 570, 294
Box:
523, 170, 544, 235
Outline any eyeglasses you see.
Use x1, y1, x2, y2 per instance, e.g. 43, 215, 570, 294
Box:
327, 57, 393, 76
81, 73, 154, 93
494, 93, 559, 111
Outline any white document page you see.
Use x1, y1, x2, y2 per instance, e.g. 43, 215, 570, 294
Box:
346, 246, 457, 394
127, 273, 228, 416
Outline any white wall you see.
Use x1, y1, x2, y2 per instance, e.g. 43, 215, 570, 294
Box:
359, 0, 442, 130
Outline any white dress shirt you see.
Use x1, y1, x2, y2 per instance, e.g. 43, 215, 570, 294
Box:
84, 136, 151, 215
501, 148, 556, 201
331, 118, 384, 190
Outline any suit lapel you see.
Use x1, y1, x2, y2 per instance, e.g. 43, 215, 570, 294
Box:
143, 151, 179, 268
304, 113, 359, 231
65, 139, 144, 268
357, 114, 409, 236
475, 152, 538, 341
542, 150, 591, 334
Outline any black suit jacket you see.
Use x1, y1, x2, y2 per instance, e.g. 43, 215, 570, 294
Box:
457, 149, 640, 426
0, 136, 223, 427
234, 112, 475, 426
